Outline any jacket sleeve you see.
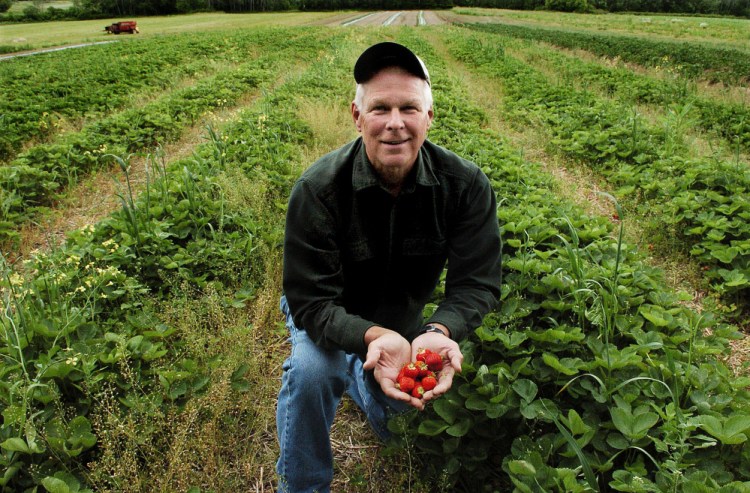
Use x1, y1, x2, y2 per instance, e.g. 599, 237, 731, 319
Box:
427, 167, 502, 341
282, 179, 374, 355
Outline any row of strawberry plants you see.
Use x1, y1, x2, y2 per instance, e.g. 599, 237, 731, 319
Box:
0, 27, 349, 492
445, 28, 749, 312
390, 29, 750, 492
0, 27, 322, 244
0, 31, 268, 163
460, 21, 750, 86
508, 40, 750, 154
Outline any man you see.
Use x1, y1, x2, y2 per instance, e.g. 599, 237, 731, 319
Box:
277, 42, 502, 492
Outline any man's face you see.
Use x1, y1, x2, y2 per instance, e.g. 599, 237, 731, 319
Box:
352, 67, 434, 194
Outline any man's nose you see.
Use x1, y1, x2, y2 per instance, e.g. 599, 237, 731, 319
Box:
386, 108, 405, 130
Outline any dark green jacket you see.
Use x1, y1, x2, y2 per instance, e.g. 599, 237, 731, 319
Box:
282, 137, 501, 357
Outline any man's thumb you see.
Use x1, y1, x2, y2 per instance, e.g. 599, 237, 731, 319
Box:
363, 347, 380, 370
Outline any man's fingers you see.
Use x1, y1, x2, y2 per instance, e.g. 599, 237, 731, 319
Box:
381, 380, 424, 410
423, 368, 455, 401
446, 348, 463, 372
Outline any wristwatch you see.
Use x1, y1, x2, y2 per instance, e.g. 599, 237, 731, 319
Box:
420, 324, 447, 337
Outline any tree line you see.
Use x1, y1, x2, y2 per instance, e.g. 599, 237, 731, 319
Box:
1, 0, 748, 23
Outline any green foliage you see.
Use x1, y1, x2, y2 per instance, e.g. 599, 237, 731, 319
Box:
0, 27, 338, 491
1, 21, 749, 492
463, 21, 750, 85
382, 30, 750, 492
447, 29, 750, 309
0, 28, 320, 242
545, 0, 592, 12
0, 28, 279, 162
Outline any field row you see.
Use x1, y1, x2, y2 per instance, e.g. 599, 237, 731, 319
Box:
462, 20, 750, 86
455, 8, 750, 51
448, 24, 749, 309
0, 28, 338, 242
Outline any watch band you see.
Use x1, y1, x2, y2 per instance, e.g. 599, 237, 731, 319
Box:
420, 324, 446, 337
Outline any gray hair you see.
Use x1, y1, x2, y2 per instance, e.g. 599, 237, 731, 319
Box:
353, 76, 433, 113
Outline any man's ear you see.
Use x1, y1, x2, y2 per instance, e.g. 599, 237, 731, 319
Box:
427, 107, 434, 130
351, 101, 362, 132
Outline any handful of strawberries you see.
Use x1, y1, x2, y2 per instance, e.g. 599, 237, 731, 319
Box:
395, 348, 444, 399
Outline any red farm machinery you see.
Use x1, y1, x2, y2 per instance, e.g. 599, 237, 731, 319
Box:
104, 21, 139, 34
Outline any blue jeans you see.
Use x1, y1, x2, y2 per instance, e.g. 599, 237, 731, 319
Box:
276, 296, 410, 493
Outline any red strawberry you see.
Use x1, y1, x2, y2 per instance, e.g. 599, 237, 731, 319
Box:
424, 352, 443, 372
415, 360, 430, 378
397, 376, 416, 393
416, 348, 431, 363
402, 363, 420, 379
411, 385, 425, 399
421, 375, 437, 391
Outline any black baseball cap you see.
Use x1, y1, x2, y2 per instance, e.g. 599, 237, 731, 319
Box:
354, 42, 431, 86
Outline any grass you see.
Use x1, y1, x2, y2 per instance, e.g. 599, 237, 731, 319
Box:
8, 0, 73, 13
0, 11, 341, 51
452, 7, 750, 49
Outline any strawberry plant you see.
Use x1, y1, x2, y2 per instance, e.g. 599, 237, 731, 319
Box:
0, 28, 282, 163
504, 42, 750, 154
462, 21, 750, 86
446, 28, 750, 311
0, 28, 339, 244
384, 32, 750, 491
0, 28, 342, 491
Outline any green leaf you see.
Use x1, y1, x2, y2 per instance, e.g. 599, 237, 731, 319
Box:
433, 396, 461, 425
418, 419, 450, 437
508, 460, 537, 476
719, 269, 748, 287
542, 352, 579, 375
698, 415, 750, 445
639, 304, 673, 328
567, 409, 589, 436
512, 379, 538, 403
611, 408, 658, 441
1, 437, 30, 453
710, 246, 738, 264
42, 477, 72, 493
69, 416, 97, 450
446, 417, 473, 437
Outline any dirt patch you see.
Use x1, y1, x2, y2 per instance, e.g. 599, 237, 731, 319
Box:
0, 41, 118, 61
327, 10, 446, 27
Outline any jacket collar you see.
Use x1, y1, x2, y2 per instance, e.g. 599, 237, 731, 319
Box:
352, 138, 439, 194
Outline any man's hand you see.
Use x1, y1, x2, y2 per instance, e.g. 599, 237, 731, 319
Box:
411, 328, 463, 404
363, 326, 426, 410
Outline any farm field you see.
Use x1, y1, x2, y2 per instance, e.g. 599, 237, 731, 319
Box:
0, 11, 343, 53
451, 7, 750, 48
1, 9, 750, 492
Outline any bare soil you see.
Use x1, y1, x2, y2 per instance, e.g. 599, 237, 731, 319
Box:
326, 10, 447, 27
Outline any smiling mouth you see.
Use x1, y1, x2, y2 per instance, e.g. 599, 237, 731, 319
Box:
383, 139, 408, 145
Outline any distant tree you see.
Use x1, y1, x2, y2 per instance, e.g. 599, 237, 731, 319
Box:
719, 0, 750, 15
545, 0, 591, 11
0, 0, 11, 13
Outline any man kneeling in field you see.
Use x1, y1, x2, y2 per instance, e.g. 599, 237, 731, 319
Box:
276, 41, 502, 492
